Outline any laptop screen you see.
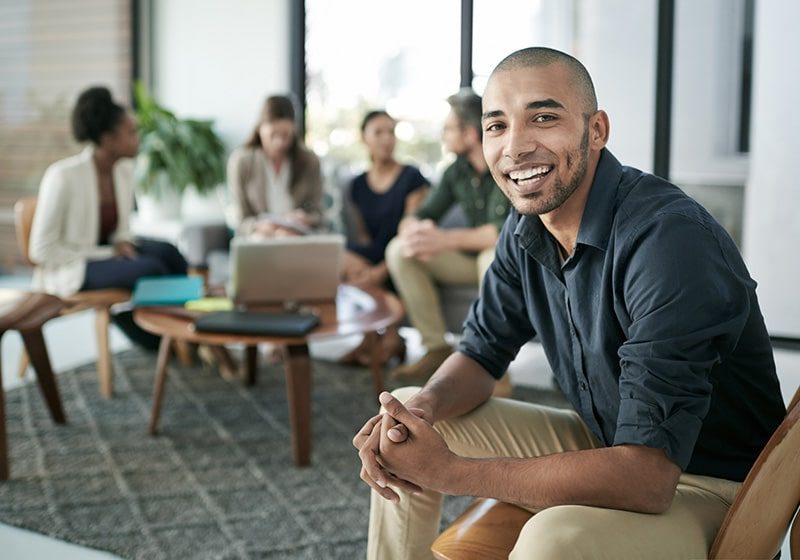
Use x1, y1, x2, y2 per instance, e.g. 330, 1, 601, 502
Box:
228, 234, 344, 306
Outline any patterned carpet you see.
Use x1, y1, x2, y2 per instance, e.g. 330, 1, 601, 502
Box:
0, 347, 568, 559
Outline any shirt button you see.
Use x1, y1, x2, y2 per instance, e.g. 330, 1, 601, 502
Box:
496, 205, 505, 215
471, 177, 480, 188
579, 381, 588, 391
475, 199, 484, 209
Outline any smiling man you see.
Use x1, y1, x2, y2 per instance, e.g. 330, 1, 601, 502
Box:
353, 47, 785, 559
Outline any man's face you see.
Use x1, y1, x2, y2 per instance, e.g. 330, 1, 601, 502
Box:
441, 110, 470, 156
481, 63, 597, 216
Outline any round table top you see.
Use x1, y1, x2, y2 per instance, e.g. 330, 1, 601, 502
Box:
133, 284, 404, 346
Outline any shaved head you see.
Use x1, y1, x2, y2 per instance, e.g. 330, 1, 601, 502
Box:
492, 47, 597, 116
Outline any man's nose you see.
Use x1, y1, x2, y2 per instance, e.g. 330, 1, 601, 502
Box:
503, 121, 536, 160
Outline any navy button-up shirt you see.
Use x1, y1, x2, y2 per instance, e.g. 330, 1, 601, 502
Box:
459, 149, 785, 481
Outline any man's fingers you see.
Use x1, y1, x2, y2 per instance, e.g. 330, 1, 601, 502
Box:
379, 392, 424, 429
387, 423, 408, 443
360, 465, 399, 502
352, 413, 382, 449
360, 427, 389, 488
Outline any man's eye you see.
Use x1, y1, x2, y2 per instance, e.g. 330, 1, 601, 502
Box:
485, 122, 505, 132
534, 115, 556, 123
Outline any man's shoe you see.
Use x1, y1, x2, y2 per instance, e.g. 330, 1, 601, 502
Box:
389, 347, 452, 381
492, 372, 513, 398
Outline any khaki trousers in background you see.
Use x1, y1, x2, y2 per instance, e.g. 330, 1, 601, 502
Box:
367, 387, 741, 560
385, 237, 495, 352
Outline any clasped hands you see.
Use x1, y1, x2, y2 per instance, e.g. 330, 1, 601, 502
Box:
254, 209, 312, 237
353, 392, 456, 502
114, 241, 138, 259
398, 218, 449, 261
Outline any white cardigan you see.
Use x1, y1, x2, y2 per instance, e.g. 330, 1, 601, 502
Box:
29, 147, 135, 297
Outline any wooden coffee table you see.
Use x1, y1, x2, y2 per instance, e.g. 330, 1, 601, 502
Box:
133, 284, 403, 466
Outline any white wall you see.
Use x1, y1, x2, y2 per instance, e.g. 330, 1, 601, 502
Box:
152, 0, 290, 150
743, 0, 800, 338
577, 0, 657, 173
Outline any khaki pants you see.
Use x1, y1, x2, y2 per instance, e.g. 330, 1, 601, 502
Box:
385, 236, 495, 351
367, 387, 741, 560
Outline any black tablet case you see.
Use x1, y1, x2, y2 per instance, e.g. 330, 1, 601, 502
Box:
193, 311, 320, 337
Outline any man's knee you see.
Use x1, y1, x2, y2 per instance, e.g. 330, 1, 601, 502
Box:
385, 236, 407, 274
510, 505, 598, 559
381, 386, 421, 412
139, 240, 187, 273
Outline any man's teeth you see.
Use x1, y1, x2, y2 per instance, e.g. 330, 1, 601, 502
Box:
509, 166, 551, 181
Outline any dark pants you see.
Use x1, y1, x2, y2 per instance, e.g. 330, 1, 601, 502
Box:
82, 239, 188, 350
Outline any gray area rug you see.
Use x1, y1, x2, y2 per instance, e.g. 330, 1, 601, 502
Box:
0, 348, 569, 559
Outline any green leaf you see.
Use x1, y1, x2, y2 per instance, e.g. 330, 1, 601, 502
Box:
132, 81, 226, 196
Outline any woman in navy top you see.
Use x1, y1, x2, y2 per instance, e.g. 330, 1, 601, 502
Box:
341, 110, 429, 364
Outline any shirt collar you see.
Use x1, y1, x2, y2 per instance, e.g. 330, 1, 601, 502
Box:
575, 149, 623, 251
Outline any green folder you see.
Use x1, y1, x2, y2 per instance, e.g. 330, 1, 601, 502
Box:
132, 275, 204, 306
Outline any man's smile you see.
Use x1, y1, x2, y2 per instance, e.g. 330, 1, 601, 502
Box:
506, 164, 554, 194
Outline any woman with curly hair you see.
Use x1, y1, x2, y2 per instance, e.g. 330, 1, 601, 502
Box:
29, 85, 187, 349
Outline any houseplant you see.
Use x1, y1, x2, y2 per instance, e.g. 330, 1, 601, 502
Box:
132, 82, 226, 219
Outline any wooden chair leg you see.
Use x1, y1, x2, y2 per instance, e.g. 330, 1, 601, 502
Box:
20, 328, 65, 424
148, 335, 174, 436
95, 307, 113, 398
17, 347, 30, 379
0, 345, 8, 480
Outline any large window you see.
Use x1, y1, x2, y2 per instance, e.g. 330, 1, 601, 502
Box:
0, 0, 132, 269
305, 0, 460, 181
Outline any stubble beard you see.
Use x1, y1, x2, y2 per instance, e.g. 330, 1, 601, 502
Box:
510, 126, 590, 216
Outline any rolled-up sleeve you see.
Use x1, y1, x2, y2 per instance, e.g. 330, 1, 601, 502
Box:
458, 214, 536, 378
613, 212, 753, 469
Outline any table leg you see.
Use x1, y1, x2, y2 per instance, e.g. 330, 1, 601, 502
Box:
367, 331, 385, 400
148, 335, 173, 435
245, 345, 258, 386
21, 328, 66, 424
283, 343, 311, 466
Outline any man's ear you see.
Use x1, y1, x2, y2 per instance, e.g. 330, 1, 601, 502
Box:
589, 110, 610, 150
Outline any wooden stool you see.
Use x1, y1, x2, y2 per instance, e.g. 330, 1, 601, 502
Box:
0, 289, 66, 480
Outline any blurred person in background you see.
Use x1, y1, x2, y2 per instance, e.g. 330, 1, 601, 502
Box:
29, 86, 187, 350
339, 110, 430, 366
226, 94, 323, 237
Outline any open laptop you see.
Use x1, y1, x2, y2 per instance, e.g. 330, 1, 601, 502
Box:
227, 234, 345, 307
